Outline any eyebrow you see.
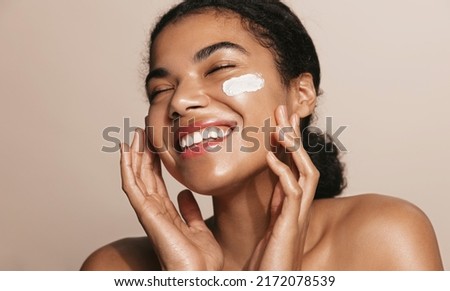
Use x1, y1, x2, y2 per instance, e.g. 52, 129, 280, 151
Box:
145, 68, 169, 86
145, 41, 248, 86
193, 41, 248, 63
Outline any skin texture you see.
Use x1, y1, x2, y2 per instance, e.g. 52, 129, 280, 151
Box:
81, 12, 443, 271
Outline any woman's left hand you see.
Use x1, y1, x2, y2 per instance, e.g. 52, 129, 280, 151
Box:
248, 105, 320, 270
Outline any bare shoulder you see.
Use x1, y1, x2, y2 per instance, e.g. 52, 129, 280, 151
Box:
311, 194, 443, 270
80, 237, 161, 271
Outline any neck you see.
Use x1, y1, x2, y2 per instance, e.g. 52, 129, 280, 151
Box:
211, 168, 278, 270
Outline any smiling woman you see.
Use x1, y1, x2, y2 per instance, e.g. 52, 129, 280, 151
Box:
80, 0, 443, 271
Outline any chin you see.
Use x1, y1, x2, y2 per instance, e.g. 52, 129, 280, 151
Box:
165, 150, 268, 195
179, 165, 268, 197
178, 175, 234, 196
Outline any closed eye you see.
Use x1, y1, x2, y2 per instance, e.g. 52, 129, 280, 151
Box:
149, 87, 173, 102
206, 64, 236, 76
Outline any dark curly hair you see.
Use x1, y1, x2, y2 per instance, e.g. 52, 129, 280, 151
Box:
147, 0, 346, 199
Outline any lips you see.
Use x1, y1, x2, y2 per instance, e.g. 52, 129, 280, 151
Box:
174, 120, 237, 153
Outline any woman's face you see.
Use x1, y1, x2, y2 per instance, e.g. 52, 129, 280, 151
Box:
146, 11, 292, 195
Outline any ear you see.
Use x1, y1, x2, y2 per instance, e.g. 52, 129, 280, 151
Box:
286, 73, 317, 118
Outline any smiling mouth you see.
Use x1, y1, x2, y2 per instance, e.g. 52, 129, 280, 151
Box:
179, 126, 232, 150
174, 121, 237, 154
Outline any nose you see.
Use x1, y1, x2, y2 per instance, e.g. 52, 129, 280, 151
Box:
168, 79, 210, 120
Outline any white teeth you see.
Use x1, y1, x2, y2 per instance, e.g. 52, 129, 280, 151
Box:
208, 131, 218, 139
193, 132, 202, 144
186, 134, 194, 148
179, 127, 231, 149
218, 129, 229, 138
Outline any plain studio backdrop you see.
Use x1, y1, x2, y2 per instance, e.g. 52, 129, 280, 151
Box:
0, 0, 449, 270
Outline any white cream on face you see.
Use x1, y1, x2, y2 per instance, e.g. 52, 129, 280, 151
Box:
222, 73, 265, 97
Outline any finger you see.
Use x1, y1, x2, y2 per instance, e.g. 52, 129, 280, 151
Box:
267, 145, 317, 225
144, 127, 161, 174
290, 113, 301, 137
144, 126, 163, 176
152, 155, 169, 197
273, 107, 319, 198
289, 111, 319, 183
268, 182, 284, 228
288, 139, 319, 189
177, 190, 206, 229
291, 129, 319, 215
288, 115, 319, 218
274, 106, 301, 154
139, 130, 159, 195
142, 138, 174, 222
275, 105, 291, 128
120, 142, 145, 206
275, 105, 300, 148
139, 131, 180, 222
143, 127, 169, 195
131, 129, 144, 178
266, 152, 302, 220
132, 128, 161, 197
262, 152, 303, 271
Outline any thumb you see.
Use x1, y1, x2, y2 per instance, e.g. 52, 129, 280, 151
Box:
177, 190, 205, 228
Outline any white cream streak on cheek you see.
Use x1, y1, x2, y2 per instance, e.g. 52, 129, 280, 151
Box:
222, 73, 265, 96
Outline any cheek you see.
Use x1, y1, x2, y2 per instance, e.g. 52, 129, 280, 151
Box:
146, 110, 169, 150
222, 73, 265, 97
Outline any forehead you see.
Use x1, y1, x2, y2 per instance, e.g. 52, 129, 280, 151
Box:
150, 11, 261, 66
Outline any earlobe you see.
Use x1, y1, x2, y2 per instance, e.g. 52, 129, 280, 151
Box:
287, 73, 317, 118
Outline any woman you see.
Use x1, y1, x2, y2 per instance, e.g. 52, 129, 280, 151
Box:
81, 0, 443, 270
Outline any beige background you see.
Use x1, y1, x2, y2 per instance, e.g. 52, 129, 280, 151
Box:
0, 0, 449, 270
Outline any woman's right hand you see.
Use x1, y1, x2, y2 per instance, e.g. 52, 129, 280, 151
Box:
120, 128, 223, 270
